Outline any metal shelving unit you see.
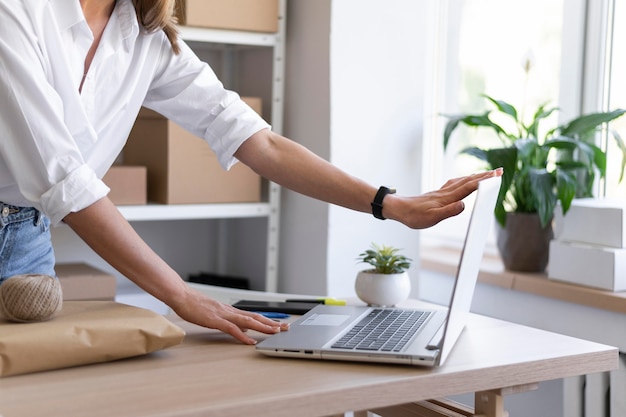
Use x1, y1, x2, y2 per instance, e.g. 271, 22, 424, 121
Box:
117, 202, 271, 222
118, 0, 286, 292
179, 26, 278, 47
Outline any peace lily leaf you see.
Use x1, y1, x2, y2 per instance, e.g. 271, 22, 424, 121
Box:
555, 160, 588, 170
558, 109, 626, 138
443, 113, 503, 149
459, 146, 488, 162
443, 116, 463, 150
545, 136, 600, 174
528, 169, 556, 228
485, 148, 517, 226
544, 136, 580, 151
589, 142, 607, 177
527, 104, 558, 138
483, 94, 518, 120
552, 138, 607, 178
515, 138, 539, 161
443, 112, 512, 150
555, 169, 578, 214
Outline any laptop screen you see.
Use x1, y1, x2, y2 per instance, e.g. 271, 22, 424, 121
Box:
437, 175, 501, 364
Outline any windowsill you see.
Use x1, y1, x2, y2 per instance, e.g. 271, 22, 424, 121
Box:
420, 246, 626, 315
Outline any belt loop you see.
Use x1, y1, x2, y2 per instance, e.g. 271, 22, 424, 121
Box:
0, 204, 6, 229
34, 209, 42, 226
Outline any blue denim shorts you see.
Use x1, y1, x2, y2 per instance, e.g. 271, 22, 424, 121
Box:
0, 203, 55, 283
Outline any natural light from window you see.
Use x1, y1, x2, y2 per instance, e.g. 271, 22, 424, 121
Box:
605, 0, 626, 198
422, 0, 564, 247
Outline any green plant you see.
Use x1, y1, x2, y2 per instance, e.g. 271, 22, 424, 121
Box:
443, 94, 626, 228
356, 243, 412, 274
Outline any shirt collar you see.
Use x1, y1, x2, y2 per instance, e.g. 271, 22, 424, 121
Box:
50, 0, 85, 31
115, 0, 140, 51
51, 0, 139, 52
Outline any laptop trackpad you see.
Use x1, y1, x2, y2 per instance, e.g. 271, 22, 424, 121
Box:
301, 313, 351, 326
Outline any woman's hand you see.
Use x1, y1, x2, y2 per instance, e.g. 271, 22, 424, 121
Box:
171, 288, 290, 345
385, 168, 503, 229
65, 197, 288, 345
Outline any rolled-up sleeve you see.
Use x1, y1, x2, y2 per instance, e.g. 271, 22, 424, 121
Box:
0, 2, 109, 225
40, 165, 110, 225
142, 41, 271, 170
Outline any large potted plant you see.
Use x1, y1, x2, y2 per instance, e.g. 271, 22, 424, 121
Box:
443, 95, 625, 272
355, 243, 412, 306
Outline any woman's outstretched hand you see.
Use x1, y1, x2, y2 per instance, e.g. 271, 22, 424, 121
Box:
385, 168, 503, 229
172, 288, 290, 345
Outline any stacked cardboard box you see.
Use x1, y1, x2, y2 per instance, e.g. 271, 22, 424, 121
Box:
549, 198, 626, 291
56, 263, 117, 301
123, 97, 263, 205
175, 0, 279, 33
103, 165, 147, 205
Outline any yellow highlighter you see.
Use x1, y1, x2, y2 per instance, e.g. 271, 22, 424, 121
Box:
285, 297, 347, 306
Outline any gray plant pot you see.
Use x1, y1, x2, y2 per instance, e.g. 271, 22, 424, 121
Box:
496, 212, 554, 273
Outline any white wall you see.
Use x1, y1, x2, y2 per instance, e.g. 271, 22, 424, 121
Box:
280, 0, 429, 297
279, 0, 332, 295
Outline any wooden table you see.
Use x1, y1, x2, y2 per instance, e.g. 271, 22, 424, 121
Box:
421, 246, 626, 416
0, 304, 617, 417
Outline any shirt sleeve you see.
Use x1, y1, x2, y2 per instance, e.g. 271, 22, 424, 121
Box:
141, 39, 271, 170
0, 3, 109, 225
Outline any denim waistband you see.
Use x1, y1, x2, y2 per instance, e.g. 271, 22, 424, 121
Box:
0, 203, 42, 227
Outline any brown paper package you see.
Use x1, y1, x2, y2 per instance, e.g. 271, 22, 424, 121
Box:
0, 301, 185, 377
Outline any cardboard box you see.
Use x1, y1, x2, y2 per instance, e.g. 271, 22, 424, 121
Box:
241, 96, 262, 115
123, 98, 262, 204
103, 166, 147, 205
175, 0, 279, 33
548, 240, 626, 291
554, 198, 626, 248
56, 263, 117, 301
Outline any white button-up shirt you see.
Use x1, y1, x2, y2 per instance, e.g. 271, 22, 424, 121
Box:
0, 0, 269, 225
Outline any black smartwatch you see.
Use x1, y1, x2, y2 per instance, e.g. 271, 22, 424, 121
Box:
371, 186, 396, 220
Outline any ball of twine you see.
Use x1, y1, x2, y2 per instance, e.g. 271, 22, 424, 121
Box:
0, 274, 63, 323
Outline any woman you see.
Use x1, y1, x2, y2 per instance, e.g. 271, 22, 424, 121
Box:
0, 0, 501, 343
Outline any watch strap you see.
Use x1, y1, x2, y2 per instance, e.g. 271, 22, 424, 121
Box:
371, 186, 396, 220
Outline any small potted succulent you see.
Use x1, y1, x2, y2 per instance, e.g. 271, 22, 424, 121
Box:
354, 243, 412, 307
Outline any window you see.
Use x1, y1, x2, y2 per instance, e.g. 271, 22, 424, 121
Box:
421, 0, 566, 248
603, 0, 626, 197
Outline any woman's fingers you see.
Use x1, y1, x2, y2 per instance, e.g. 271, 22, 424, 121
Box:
172, 290, 289, 345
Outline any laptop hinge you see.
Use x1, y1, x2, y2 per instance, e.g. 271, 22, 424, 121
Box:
426, 320, 446, 350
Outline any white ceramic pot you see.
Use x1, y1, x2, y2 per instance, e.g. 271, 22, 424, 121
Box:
354, 270, 411, 307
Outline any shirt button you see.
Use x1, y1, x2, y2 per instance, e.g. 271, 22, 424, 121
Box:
1, 207, 9, 217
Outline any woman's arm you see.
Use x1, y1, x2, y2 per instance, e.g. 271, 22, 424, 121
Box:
64, 129, 498, 345
63, 197, 288, 345
235, 129, 502, 227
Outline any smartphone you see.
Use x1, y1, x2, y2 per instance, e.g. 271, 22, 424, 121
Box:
231, 300, 316, 315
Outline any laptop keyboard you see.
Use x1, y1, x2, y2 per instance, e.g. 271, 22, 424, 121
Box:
331, 309, 431, 352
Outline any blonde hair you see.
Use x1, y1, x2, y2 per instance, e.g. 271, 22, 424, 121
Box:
133, 0, 181, 55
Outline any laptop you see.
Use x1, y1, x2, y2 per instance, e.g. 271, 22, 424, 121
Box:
256, 175, 501, 367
